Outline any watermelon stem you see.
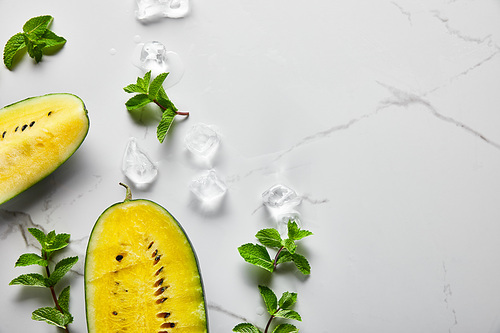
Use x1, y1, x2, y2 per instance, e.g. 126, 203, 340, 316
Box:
119, 182, 132, 201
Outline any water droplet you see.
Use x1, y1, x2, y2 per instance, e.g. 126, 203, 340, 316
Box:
109, 48, 117, 55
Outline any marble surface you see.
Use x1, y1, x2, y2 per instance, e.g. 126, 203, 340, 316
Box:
1, 0, 500, 332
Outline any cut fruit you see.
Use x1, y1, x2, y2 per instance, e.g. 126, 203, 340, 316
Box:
85, 184, 208, 333
0, 93, 89, 204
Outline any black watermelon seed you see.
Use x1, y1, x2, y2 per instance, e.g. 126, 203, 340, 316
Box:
155, 266, 164, 275
29, 121, 35, 127
156, 312, 171, 318
155, 255, 161, 263
22, 124, 28, 131
112, 311, 118, 315
116, 255, 124, 261
15, 126, 19, 132
152, 249, 158, 257
161, 323, 175, 328
48, 111, 52, 116
2, 131, 6, 138
155, 278, 164, 287
156, 297, 167, 304
148, 241, 154, 249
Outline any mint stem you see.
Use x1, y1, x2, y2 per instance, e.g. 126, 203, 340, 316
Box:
153, 99, 189, 116
272, 246, 285, 271
44, 254, 70, 333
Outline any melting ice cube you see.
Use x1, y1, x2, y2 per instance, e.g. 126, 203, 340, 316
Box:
262, 184, 301, 209
185, 123, 220, 158
132, 41, 184, 87
136, 0, 190, 21
122, 137, 158, 185
189, 170, 227, 204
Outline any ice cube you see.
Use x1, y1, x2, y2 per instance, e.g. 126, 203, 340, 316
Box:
262, 184, 301, 209
132, 41, 184, 87
136, 0, 190, 21
189, 170, 227, 203
185, 123, 220, 159
122, 137, 158, 185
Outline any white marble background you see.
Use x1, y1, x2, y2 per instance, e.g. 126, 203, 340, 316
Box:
1, 0, 500, 332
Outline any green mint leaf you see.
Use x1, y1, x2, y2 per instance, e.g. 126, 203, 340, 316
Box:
282, 238, 297, 254
292, 253, 311, 275
137, 70, 152, 92
276, 250, 293, 265
58, 286, 71, 313
157, 109, 176, 143
9, 273, 49, 287
15, 253, 48, 267
255, 228, 282, 248
157, 86, 178, 112
123, 83, 147, 94
38, 30, 66, 49
32, 307, 70, 328
149, 72, 169, 100
238, 243, 274, 272
258, 285, 278, 314
43, 231, 70, 257
28, 228, 46, 246
272, 323, 299, 333
125, 94, 152, 111
278, 291, 298, 309
233, 323, 262, 333
3, 33, 25, 69
45, 230, 56, 245
23, 15, 52, 38
274, 309, 302, 321
47, 256, 78, 286
24, 37, 45, 63
287, 221, 312, 241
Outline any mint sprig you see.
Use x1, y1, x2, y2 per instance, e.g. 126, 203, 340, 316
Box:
238, 220, 312, 274
3, 15, 66, 69
9, 228, 77, 332
123, 71, 189, 143
233, 286, 301, 333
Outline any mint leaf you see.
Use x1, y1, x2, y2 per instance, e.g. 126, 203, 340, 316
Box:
256, 228, 282, 248
38, 30, 66, 49
23, 15, 52, 38
149, 72, 168, 100
272, 323, 299, 333
47, 256, 78, 287
274, 309, 301, 321
292, 253, 310, 275
276, 250, 293, 265
157, 86, 178, 112
137, 70, 152, 91
15, 253, 48, 267
157, 109, 177, 143
278, 291, 298, 309
32, 307, 71, 328
3, 33, 26, 69
124, 83, 147, 94
258, 285, 278, 314
28, 228, 46, 246
238, 243, 274, 272
233, 323, 262, 333
3, 15, 65, 69
9, 273, 48, 287
282, 238, 297, 254
125, 94, 152, 111
58, 286, 70, 313
287, 221, 312, 241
